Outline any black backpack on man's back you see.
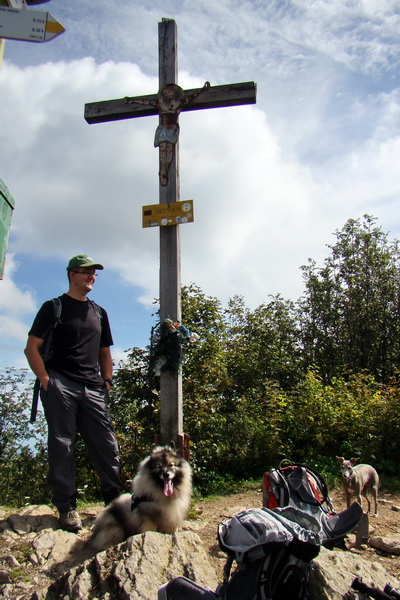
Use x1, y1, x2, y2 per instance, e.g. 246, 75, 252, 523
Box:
30, 296, 102, 423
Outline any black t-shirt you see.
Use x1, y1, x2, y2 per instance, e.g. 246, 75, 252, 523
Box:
29, 293, 113, 386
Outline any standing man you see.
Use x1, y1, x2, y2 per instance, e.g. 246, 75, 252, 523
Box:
24, 254, 122, 532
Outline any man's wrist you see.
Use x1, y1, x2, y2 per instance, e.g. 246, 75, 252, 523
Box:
39, 374, 49, 386
104, 378, 114, 387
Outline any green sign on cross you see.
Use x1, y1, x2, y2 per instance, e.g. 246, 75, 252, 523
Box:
0, 178, 15, 280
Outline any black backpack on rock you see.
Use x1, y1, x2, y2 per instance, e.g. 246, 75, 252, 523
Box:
216, 507, 321, 600
158, 463, 363, 600
159, 506, 322, 600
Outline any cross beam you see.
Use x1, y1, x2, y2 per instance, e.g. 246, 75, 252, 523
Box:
84, 82, 256, 124
84, 18, 256, 452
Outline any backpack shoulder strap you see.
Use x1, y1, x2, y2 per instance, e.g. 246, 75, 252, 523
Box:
41, 297, 63, 362
264, 468, 291, 508
30, 297, 62, 424
52, 296, 62, 322
287, 464, 329, 507
215, 555, 234, 600
88, 299, 102, 321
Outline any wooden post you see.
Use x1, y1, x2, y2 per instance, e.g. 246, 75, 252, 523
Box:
158, 19, 183, 448
83, 19, 256, 453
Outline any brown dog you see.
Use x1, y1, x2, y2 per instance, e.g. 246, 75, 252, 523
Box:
336, 457, 379, 515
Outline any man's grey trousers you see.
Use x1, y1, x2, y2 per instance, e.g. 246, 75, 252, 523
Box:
40, 370, 121, 512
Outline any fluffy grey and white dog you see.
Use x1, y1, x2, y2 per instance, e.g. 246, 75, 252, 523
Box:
87, 445, 192, 551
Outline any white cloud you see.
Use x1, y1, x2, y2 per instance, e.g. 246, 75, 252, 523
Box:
0, 255, 36, 316
0, 255, 36, 367
111, 346, 129, 368
1, 0, 399, 371
1, 60, 318, 308
0, 314, 29, 345
2, 51, 400, 312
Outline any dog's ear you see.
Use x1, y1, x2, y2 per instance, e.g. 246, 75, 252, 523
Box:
336, 456, 344, 463
150, 441, 175, 452
350, 458, 359, 465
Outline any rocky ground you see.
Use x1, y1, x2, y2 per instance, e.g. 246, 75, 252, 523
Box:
1, 484, 400, 598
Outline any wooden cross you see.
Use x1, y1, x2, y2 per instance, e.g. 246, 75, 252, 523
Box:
84, 18, 256, 452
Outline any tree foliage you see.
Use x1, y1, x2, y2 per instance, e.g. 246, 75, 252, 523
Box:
2, 215, 400, 504
0, 368, 48, 505
225, 294, 302, 392
299, 215, 400, 382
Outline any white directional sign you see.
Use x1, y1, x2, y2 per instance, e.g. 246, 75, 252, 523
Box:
0, 7, 65, 42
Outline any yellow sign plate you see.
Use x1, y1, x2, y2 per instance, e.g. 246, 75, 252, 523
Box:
142, 200, 194, 228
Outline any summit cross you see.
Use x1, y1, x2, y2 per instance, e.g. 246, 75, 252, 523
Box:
84, 18, 257, 452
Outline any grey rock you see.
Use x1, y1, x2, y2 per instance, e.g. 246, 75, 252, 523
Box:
0, 570, 12, 584
32, 529, 80, 567
7, 506, 59, 536
369, 534, 400, 555
3, 555, 20, 568
1, 529, 19, 542
309, 546, 400, 600
2, 503, 400, 600
8, 514, 32, 535
45, 530, 218, 600
48, 534, 400, 600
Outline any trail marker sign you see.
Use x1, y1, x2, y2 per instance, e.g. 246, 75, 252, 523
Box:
0, 6, 65, 42
142, 200, 194, 228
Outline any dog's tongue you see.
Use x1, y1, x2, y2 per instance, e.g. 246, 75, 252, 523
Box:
164, 478, 174, 497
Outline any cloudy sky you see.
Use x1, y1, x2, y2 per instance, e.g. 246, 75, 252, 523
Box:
1, 0, 399, 372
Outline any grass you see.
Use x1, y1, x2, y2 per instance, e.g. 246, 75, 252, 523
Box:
7, 566, 31, 583
192, 477, 261, 501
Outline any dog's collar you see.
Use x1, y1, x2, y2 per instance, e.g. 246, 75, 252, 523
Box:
131, 493, 153, 512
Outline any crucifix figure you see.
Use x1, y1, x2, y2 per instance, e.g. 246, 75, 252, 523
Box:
124, 81, 211, 185
84, 18, 256, 452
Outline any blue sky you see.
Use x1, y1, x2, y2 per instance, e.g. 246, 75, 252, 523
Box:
1, 0, 400, 372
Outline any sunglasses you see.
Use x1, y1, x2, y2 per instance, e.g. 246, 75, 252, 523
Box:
72, 270, 98, 277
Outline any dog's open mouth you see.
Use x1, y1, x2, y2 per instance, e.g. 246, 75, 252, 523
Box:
164, 477, 174, 497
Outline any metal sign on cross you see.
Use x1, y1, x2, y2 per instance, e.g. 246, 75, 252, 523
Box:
0, 0, 63, 66
84, 18, 257, 453
0, 6, 65, 42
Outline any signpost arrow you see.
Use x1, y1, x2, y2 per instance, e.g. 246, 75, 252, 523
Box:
0, 6, 64, 42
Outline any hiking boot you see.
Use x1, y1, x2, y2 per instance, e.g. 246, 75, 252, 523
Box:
59, 509, 82, 532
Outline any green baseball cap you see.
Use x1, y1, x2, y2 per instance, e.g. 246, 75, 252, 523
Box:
67, 254, 104, 271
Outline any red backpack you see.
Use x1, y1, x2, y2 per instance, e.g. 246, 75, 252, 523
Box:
262, 461, 333, 513
262, 460, 363, 549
